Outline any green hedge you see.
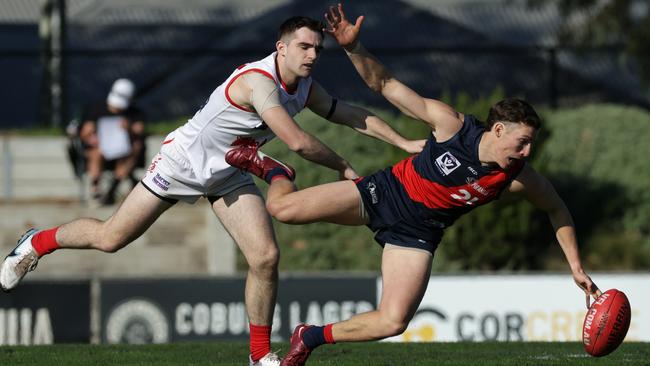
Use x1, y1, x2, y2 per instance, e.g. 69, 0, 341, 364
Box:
244, 101, 650, 272
538, 105, 650, 270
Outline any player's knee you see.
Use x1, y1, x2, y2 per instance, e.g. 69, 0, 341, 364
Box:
247, 245, 279, 273
266, 200, 296, 224
381, 318, 409, 337
96, 232, 129, 253
96, 240, 121, 253
376, 311, 410, 337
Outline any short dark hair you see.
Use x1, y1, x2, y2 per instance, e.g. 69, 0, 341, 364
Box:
278, 16, 324, 41
486, 98, 541, 130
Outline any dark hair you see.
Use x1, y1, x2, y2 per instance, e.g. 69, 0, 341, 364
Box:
486, 98, 541, 130
278, 16, 324, 41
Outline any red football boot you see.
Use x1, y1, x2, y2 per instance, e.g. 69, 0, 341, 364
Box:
280, 324, 313, 366
225, 139, 295, 182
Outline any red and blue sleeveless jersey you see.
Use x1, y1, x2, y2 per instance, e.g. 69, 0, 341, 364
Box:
362, 115, 524, 234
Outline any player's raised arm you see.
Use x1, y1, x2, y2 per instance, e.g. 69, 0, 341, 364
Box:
509, 164, 602, 304
324, 3, 462, 139
306, 80, 425, 154
236, 72, 358, 180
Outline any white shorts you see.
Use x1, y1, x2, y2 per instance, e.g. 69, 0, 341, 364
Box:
141, 151, 255, 204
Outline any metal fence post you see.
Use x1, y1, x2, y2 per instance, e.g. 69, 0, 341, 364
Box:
548, 47, 558, 109
40, 0, 67, 128
2, 135, 12, 200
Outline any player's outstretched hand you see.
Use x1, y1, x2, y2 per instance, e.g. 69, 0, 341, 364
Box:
339, 165, 360, 181
324, 3, 364, 50
573, 269, 602, 308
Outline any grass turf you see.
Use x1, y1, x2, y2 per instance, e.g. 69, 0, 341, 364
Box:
0, 342, 648, 365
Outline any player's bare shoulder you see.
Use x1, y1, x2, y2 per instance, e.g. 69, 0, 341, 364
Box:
425, 98, 464, 141
227, 73, 256, 111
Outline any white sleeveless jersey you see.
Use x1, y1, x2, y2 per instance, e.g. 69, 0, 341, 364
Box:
160, 52, 313, 187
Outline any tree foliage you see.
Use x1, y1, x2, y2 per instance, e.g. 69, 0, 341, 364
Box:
530, 0, 650, 84
539, 104, 650, 270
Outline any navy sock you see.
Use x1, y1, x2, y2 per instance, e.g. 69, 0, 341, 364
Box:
265, 167, 291, 183
302, 326, 326, 350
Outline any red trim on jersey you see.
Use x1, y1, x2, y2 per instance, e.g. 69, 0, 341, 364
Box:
274, 55, 297, 95
162, 138, 174, 145
391, 157, 513, 209
224, 68, 275, 112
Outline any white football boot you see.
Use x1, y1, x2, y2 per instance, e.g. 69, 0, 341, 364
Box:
1, 228, 40, 292
249, 352, 282, 366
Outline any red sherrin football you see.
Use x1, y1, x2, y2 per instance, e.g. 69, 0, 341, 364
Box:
582, 289, 631, 357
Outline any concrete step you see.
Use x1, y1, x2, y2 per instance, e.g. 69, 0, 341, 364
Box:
0, 135, 163, 201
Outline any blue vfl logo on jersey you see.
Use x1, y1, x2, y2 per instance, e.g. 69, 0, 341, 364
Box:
435, 152, 461, 176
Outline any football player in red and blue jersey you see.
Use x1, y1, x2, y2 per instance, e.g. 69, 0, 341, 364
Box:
226, 5, 602, 365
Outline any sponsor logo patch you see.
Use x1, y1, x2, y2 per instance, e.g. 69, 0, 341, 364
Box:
435, 152, 461, 176
153, 173, 171, 191
367, 182, 379, 204
470, 182, 490, 196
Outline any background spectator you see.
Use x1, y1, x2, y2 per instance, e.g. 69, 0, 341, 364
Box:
77, 78, 146, 205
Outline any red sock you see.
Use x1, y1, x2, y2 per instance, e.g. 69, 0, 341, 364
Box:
249, 323, 271, 361
324, 323, 335, 344
269, 172, 291, 183
31, 227, 60, 257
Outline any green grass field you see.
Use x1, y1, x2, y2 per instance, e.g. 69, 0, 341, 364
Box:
1, 342, 648, 366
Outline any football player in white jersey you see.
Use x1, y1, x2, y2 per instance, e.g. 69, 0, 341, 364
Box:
1, 16, 424, 366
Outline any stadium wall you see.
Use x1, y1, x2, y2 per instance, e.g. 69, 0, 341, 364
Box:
0, 274, 647, 345
385, 274, 648, 343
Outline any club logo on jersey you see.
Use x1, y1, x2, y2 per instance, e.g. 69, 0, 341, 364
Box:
435, 152, 461, 176
147, 154, 163, 173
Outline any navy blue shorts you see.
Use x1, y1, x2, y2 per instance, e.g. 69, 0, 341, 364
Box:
355, 171, 442, 255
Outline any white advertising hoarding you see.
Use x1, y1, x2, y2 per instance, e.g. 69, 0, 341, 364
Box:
382, 274, 648, 342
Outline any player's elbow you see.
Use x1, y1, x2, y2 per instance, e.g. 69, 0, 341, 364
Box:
284, 134, 310, 154
538, 191, 570, 218
362, 70, 386, 92
367, 81, 383, 94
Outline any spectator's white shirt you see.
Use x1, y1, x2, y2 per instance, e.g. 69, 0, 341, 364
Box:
97, 115, 132, 160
